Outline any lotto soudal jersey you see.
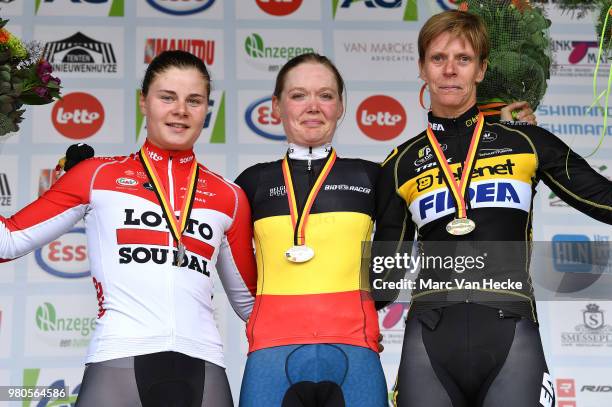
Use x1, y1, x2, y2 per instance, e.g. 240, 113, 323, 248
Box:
375, 105, 612, 320
235, 146, 380, 353
0, 140, 257, 367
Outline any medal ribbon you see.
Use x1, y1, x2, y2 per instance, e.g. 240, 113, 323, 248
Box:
425, 112, 484, 219
281, 149, 337, 246
139, 147, 199, 249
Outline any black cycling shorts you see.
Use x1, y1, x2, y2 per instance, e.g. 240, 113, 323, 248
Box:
393, 303, 555, 407
75, 351, 233, 407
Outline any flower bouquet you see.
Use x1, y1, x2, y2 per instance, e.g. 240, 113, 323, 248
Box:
0, 18, 61, 137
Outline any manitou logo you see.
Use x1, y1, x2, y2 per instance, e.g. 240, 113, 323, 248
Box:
356, 95, 406, 141
52, 92, 104, 139
256, 0, 302, 16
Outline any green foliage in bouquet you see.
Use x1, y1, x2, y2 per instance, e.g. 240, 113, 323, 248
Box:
461, 0, 552, 109
0, 18, 61, 137
555, 1, 612, 54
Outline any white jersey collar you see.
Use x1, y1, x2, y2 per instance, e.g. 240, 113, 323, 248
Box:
287, 143, 333, 160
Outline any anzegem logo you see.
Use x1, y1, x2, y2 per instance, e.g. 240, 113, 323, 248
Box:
356, 95, 406, 141
256, 0, 302, 16
52, 92, 104, 140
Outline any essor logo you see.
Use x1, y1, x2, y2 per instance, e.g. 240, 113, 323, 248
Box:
256, 0, 302, 16
52, 92, 105, 140
356, 95, 406, 141
436, 0, 460, 10
35, 228, 90, 278
116, 177, 138, 187
146, 0, 215, 15
245, 96, 285, 141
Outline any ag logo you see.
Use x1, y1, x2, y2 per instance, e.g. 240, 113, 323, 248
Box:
245, 96, 285, 141
52, 92, 104, 140
116, 177, 138, 187
146, 0, 215, 15
356, 95, 406, 141
256, 0, 302, 16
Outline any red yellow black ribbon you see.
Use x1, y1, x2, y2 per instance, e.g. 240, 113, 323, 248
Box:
425, 112, 484, 219
139, 147, 199, 248
281, 149, 337, 246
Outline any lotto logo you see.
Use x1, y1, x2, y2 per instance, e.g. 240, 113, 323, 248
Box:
356, 95, 406, 141
148, 151, 163, 161
52, 92, 104, 140
256, 0, 302, 16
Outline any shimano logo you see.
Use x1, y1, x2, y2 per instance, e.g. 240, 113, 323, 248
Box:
418, 181, 521, 220
478, 148, 513, 158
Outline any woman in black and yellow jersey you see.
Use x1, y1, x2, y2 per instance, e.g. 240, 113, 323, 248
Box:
375, 10, 612, 407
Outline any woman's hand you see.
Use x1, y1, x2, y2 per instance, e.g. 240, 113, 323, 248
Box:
500, 101, 537, 125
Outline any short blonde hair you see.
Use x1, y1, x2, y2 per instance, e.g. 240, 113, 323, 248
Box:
418, 10, 489, 63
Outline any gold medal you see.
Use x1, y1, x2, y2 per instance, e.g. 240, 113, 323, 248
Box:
285, 245, 315, 263
281, 149, 336, 263
446, 218, 476, 236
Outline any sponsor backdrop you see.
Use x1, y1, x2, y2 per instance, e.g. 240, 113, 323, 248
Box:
0, 0, 610, 405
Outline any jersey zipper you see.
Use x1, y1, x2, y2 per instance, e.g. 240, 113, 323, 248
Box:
167, 156, 176, 346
